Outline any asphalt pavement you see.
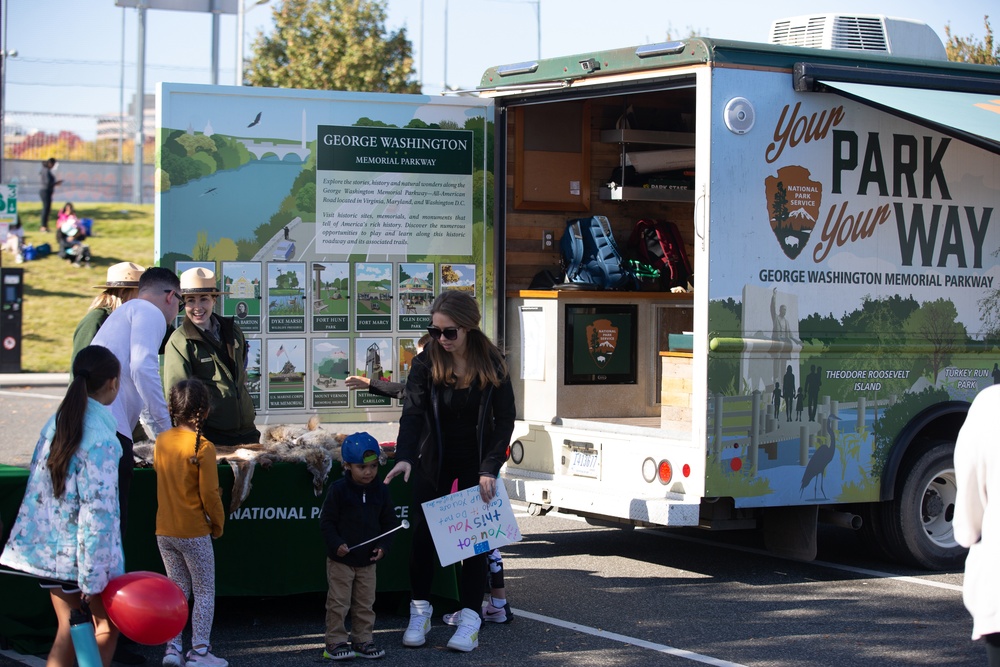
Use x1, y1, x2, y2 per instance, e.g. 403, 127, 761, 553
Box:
0, 374, 980, 667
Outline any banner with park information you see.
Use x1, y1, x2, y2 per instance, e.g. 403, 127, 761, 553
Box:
157, 83, 494, 424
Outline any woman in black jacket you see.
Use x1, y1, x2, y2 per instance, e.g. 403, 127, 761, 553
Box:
384, 291, 515, 653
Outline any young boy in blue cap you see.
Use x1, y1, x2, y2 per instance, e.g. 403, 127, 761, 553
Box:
321, 432, 398, 660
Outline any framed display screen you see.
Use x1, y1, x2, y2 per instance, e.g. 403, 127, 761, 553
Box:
564, 304, 638, 385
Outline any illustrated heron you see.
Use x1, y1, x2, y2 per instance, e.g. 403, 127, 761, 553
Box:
800, 414, 840, 500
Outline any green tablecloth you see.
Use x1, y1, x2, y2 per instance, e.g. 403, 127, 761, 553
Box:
0, 461, 455, 654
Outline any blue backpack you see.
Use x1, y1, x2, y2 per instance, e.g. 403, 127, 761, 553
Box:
560, 216, 634, 290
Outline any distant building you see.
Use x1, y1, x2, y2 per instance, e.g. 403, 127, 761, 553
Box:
97, 93, 155, 141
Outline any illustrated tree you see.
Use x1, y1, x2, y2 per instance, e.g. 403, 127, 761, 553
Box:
441, 265, 459, 284
902, 298, 967, 383
771, 181, 789, 229
979, 243, 1000, 342
945, 16, 999, 64
192, 232, 211, 261
295, 183, 316, 212
835, 296, 917, 401
245, 0, 421, 93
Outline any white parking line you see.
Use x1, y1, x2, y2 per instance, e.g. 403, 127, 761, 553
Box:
514, 608, 748, 666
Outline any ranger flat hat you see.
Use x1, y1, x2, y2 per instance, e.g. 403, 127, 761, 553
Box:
179, 267, 229, 296
93, 262, 145, 289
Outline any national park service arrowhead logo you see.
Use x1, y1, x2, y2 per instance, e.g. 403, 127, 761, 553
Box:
764, 165, 822, 260
586, 318, 618, 368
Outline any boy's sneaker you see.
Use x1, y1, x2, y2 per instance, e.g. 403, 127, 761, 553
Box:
402, 600, 433, 647
446, 608, 481, 652
351, 641, 385, 659
184, 648, 228, 667
483, 600, 513, 624
322, 642, 355, 660
163, 645, 184, 667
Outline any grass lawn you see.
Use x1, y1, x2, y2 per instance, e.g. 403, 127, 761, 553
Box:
3, 202, 155, 373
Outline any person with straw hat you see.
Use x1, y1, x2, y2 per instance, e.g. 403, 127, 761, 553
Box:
71, 262, 147, 363
163, 267, 260, 447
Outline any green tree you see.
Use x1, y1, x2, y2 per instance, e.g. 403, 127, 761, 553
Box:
945, 16, 1000, 64
902, 298, 967, 383
295, 183, 316, 213
245, 0, 421, 92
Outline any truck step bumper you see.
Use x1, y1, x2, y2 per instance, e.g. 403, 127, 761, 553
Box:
503, 471, 699, 527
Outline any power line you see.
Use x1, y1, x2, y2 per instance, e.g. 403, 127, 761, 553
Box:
9, 56, 217, 73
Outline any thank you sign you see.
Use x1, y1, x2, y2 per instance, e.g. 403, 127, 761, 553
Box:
421, 482, 522, 567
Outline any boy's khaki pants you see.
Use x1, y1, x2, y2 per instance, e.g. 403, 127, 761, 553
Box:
325, 559, 377, 646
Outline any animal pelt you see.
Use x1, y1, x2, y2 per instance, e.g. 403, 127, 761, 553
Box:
131, 417, 350, 513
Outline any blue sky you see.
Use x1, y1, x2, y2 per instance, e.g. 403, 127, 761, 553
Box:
2, 0, 995, 138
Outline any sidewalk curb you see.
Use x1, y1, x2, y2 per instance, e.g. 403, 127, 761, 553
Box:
0, 373, 70, 388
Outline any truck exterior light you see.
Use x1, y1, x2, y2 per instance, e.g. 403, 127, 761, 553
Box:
658, 460, 673, 485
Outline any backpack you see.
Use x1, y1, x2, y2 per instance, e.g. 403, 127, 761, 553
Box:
560, 216, 634, 290
628, 219, 692, 289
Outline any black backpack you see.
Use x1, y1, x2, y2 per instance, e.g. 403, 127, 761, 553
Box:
628, 219, 692, 289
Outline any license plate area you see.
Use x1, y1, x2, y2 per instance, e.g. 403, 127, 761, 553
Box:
560, 439, 601, 479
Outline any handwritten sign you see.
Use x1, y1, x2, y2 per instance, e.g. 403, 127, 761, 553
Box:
421, 482, 522, 567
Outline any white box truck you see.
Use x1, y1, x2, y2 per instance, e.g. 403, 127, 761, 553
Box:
488, 14, 1000, 570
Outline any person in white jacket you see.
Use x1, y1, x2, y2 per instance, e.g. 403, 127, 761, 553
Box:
91, 266, 180, 536
954, 384, 1000, 666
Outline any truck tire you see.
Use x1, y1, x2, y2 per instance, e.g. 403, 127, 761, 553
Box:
868, 441, 965, 570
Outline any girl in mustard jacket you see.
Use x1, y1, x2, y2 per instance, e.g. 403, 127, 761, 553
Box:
154, 378, 227, 667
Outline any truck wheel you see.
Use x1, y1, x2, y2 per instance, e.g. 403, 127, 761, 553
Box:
874, 441, 965, 570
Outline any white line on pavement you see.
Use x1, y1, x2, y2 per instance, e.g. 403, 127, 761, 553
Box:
513, 608, 749, 666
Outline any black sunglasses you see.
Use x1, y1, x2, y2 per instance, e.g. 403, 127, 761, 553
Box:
163, 289, 185, 312
427, 326, 460, 341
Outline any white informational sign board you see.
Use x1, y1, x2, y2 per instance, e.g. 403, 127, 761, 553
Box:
421, 482, 522, 567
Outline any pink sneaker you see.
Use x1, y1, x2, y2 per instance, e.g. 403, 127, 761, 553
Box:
185, 648, 228, 667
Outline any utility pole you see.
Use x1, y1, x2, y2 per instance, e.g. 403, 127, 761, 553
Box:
133, 2, 146, 204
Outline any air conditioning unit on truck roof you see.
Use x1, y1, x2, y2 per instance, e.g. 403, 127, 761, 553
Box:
769, 14, 947, 60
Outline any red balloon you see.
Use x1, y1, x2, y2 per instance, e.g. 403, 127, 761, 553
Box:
101, 571, 188, 645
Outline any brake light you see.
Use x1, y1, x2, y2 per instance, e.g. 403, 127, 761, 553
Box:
658, 460, 673, 484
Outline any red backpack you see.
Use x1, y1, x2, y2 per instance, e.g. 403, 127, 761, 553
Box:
628, 219, 692, 289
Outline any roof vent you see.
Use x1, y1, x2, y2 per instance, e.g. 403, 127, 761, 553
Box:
769, 14, 947, 60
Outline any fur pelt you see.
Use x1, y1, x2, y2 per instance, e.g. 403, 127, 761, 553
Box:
132, 417, 350, 513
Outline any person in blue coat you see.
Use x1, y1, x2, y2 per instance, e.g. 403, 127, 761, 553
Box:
1, 346, 125, 666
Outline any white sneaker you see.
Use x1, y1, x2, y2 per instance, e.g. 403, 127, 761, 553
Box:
483, 600, 511, 623
402, 599, 433, 647
185, 648, 228, 667
163, 645, 184, 667
446, 608, 481, 652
